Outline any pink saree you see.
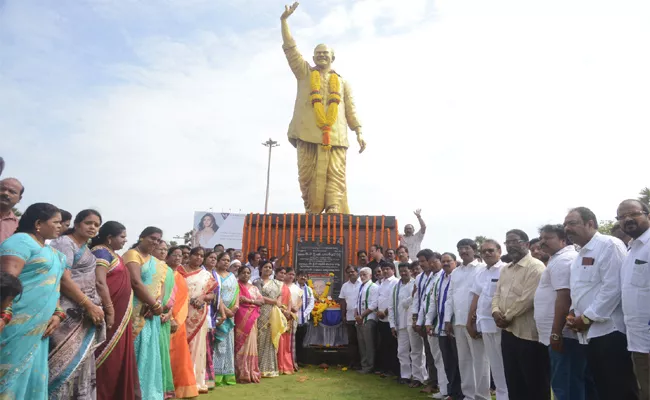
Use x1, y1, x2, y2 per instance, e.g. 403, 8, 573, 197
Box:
234, 283, 262, 383
277, 283, 295, 375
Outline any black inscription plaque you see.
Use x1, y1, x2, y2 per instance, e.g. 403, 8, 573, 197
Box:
294, 241, 345, 299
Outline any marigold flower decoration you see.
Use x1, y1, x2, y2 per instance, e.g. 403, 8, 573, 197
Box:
309, 70, 341, 151
309, 273, 340, 326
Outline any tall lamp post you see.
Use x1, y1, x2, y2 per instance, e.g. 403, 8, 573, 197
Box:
262, 138, 279, 214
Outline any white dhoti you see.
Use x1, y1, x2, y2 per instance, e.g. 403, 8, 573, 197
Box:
483, 331, 508, 400
407, 325, 428, 383
454, 325, 491, 400
396, 328, 412, 379
427, 334, 449, 396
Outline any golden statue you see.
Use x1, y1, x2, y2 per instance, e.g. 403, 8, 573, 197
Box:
281, 2, 366, 215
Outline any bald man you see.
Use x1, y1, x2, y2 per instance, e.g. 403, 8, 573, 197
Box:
0, 178, 24, 243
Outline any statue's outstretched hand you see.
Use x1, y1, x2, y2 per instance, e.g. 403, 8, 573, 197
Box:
281, 2, 299, 20
357, 133, 367, 154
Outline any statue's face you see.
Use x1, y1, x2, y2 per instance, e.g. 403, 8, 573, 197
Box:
313, 44, 334, 69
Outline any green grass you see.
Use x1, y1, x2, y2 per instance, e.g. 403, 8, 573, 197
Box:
202, 365, 438, 400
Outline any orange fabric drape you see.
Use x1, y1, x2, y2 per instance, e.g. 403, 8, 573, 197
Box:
365, 216, 369, 253
281, 214, 287, 257
268, 215, 273, 254
254, 214, 260, 253
327, 215, 331, 244
290, 214, 296, 258
261, 214, 267, 249
387, 228, 392, 251
274, 217, 280, 259
305, 213, 310, 242
319, 215, 323, 243
372, 216, 377, 248
312, 215, 316, 243
380, 216, 385, 248
339, 213, 343, 247
348, 216, 353, 265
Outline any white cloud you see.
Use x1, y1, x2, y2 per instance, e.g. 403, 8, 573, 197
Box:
1, 0, 649, 253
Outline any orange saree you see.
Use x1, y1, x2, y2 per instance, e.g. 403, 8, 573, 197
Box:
169, 271, 199, 399
277, 283, 295, 375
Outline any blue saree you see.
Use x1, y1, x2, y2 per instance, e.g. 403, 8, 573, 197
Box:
123, 249, 165, 400
0, 233, 66, 400
213, 272, 238, 386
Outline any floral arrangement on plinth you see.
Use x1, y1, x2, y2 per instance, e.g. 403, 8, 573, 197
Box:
308, 272, 339, 326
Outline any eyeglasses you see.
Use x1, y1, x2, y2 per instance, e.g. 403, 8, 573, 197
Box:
504, 239, 526, 245
615, 211, 648, 221
480, 248, 497, 254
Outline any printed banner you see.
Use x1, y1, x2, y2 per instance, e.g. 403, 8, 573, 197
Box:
193, 211, 246, 250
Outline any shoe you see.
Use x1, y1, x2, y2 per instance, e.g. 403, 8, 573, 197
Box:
409, 380, 423, 388
430, 393, 445, 399
420, 385, 434, 394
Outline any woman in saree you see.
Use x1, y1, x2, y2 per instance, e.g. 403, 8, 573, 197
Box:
124, 226, 166, 399
153, 240, 176, 399
166, 246, 199, 399
235, 265, 263, 383
0, 203, 65, 400
177, 247, 220, 394
48, 209, 107, 399
203, 250, 219, 390
90, 221, 141, 400
274, 266, 296, 375
213, 251, 240, 386
254, 261, 286, 378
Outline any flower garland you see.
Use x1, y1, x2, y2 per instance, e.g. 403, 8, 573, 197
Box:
309, 70, 341, 151
309, 272, 339, 326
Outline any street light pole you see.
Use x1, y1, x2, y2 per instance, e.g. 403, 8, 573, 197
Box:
262, 138, 279, 214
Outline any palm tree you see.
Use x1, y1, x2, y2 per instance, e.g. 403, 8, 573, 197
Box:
638, 187, 650, 207
474, 235, 487, 248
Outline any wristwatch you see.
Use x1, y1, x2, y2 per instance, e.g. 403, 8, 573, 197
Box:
581, 315, 592, 325
550, 333, 561, 341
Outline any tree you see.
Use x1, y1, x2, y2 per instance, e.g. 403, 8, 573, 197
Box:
183, 230, 193, 245
169, 241, 178, 247
598, 220, 615, 235
474, 235, 487, 248
12, 207, 22, 217
638, 187, 650, 207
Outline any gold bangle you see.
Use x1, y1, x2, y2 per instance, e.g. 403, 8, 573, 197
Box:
79, 295, 89, 307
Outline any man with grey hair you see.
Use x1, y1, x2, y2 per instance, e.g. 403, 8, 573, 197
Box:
355, 266, 379, 374
0, 177, 23, 243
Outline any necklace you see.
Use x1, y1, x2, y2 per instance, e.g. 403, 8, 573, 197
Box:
29, 233, 45, 247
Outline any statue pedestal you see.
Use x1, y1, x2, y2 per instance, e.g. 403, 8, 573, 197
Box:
242, 213, 399, 262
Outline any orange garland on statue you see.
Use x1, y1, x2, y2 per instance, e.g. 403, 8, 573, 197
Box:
348, 216, 352, 265
372, 216, 377, 248
395, 219, 399, 250
380, 216, 385, 247
355, 217, 360, 260
254, 214, 260, 252
246, 213, 253, 255
339, 213, 343, 247
387, 228, 392, 251
312, 214, 316, 242
320, 215, 324, 243
268, 215, 273, 254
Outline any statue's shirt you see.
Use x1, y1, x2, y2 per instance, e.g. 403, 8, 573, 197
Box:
283, 39, 362, 149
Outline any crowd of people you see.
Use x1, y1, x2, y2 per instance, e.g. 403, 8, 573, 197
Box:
0, 173, 649, 400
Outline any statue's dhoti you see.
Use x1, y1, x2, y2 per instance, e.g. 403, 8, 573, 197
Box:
296, 140, 349, 214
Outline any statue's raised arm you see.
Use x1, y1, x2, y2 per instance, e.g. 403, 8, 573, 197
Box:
281, 2, 310, 79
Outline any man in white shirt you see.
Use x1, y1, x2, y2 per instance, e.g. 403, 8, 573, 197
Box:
617, 199, 650, 400
467, 239, 508, 400
409, 249, 437, 390
416, 250, 447, 398
355, 267, 379, 374
295, 270, 315, 366
339, 265, 362, 370
390, 263, 415, 385
399, 209, 427, 259
564, 207, 639, 400
444, 239, 490, 400
426, 252, 461, 400
377, 260, 400, 377
247, 251, 262, 282
534, 224, 590, 400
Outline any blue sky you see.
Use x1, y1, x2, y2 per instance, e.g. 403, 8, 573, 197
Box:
2, 0, 649, 253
